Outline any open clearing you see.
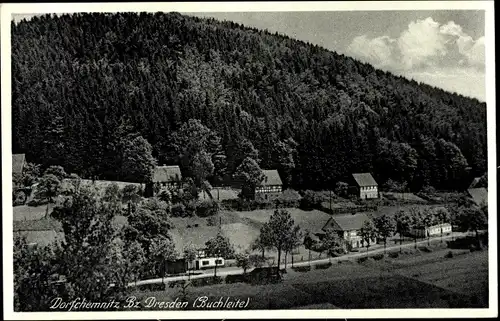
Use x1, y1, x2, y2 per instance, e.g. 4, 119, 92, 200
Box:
235, 208, 331, 233
134, 247, 488, 309
13, 205, 47, 221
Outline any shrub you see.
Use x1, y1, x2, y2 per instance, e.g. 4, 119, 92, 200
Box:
27, 198, 47, 207
314, 262, 332, 270
13, 190, 27, 206
357, 257, 368, 264
292, 266, 311, 272
299, 190, 323, 210
195, 199, 220, 217
388, 252, 399, 258
419, 246, 433, 253
190, 276, 223, 287
171, 203, 188, 217
225, 274, 248, 284
445, 251, 454, 258
372, 253, 385, 260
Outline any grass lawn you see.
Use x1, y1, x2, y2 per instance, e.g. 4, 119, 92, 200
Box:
235, 208, 331, 234
368, 204, 442, 218
13, 205, 47, 221
221, 223, 260, 253
387, 248, 489, 304
382, 192, 426, 202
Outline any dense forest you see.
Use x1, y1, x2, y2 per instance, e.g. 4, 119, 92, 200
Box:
11, 12, 487, 191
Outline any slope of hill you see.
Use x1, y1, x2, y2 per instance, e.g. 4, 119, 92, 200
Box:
11, 12, 487, 191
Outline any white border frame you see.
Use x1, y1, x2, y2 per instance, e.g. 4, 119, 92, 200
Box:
1, 1, 497, 319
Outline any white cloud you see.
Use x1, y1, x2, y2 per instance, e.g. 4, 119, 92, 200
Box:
345, 17, 485, 100
398, 17, 447, 69
346, 35, 396, 69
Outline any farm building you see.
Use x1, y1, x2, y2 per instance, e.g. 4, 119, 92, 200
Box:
320, 213, 376, 250
146, 165, 182, 196
13, 218, 64, 247
255, 169, 283, 201
467, 187, 488, 207
408, 223, 452, 238
351, 173, 379, 199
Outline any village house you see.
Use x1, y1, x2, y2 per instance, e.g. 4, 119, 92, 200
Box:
146, 165, 182, 196
255, 169, 283, 201
319, 213, 376, 250
351, 173, 379, 199
408, 223, 452, 238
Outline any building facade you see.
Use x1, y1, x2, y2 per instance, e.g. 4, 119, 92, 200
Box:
320, 213, 376, 250
352, 173, 379, 199
255, 169, 283, 201
408, 223, 452, 238
146, 165, 182, 196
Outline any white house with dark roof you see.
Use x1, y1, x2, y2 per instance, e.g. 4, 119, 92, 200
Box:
255, 169, 283, 201
320, 213, 376, 249
352, 173, 378, 199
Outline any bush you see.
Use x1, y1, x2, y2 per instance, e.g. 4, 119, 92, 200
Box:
372, 253, 385, 260
136, 282, 166, 292
13, 190, 27, 206
190, 276, 223, 287
419, 246, 433, 253
195, 199, 220, 217
221, 198, 274, 211
445, 251, 454, 258
388, 252, 399, 258
225, 274, 248, 284
357, 257, 369, 263
171, 203, 189, 217
27, 198, 47, 207
292, 266, 311, 272
299, 190, 324, 210
314, 262, 332, 270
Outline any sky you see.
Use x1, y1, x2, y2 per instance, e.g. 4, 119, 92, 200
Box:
189, 11, 486, 101
12, 10, 486, 101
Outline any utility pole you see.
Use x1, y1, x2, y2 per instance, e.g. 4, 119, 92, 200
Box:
330, 189, 332, 212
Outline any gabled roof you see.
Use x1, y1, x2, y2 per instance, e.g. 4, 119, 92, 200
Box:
12, 154, 26, 175
467, 188, 488, 206
352, 173, 378, 187
13, 218, 63, 232
468, 177, 481, 189
152, 165, 182, 183
260, 169, 282, 186
322, 213, 373, 232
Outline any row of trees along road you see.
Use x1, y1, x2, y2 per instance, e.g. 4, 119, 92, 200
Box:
248, 204, 488, 269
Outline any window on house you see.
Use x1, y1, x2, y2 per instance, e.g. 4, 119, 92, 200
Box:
202, 260, 209, 266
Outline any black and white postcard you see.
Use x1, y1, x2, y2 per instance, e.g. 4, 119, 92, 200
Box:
1, 1, 497, 319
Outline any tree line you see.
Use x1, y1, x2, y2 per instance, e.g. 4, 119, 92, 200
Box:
12, 12, 486, 193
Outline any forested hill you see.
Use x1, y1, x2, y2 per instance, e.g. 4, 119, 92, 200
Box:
11, 12, 487, 191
